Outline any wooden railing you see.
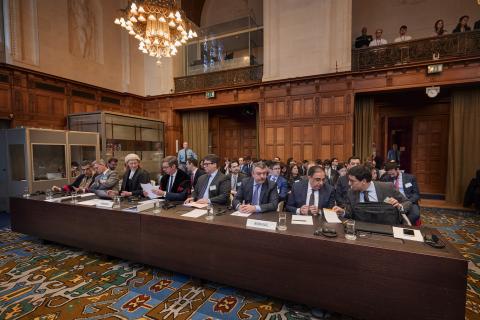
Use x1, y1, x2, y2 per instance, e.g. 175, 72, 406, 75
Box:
352, 30, 480, 71
174, 64, 263, 93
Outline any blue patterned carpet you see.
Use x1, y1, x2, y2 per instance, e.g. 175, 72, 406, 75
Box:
0, 208, 478, 320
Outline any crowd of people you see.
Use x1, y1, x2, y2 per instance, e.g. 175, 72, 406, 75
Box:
354, 15, 480, 48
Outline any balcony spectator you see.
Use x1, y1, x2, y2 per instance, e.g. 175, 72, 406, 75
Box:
453, 15, 471, 33
394, 25, 412, 42
355, 27, 373, 48
433, 19, 448, 36
369, 29, 388, 47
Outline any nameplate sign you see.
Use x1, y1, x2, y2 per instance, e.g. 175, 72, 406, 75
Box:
246, 219, 277, 231
137, 201, 155, 212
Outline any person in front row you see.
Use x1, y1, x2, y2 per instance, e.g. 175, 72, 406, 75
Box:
186, 157, 205, 191
332, 165, 411, 219
185, 154, 231, 205
232, 161, 279, 213
148, 156, 191, 201
88, 159, 120, 193
286, 166, 335, 215
108, 153, 150, 198
52, 160, 96, 193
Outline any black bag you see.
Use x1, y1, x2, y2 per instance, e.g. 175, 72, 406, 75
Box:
352, 202, 402, 225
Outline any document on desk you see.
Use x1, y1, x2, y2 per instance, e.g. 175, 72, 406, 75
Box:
80, 193, 95, 198
78, 199, 99, 206
231, 211, 252, 217
182, 209, 207, 218
96, 200, 114, 208
323, 209, 342, 223
141, 183, 159, 199
183, 202, 208, 209
392, 227, 424, 242
291, 215, 314, 225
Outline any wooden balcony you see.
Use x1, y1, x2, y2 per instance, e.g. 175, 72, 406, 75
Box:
352, 30, 480, 71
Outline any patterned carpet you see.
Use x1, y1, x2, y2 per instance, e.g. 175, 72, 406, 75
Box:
0, 208, 478, 320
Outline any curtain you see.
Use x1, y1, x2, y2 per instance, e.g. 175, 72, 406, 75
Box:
446, 88, 480, 203
354, 96, 374, 162
182, 111, 209, 159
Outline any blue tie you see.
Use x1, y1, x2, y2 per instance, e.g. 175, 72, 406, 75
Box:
252, 184, 260, 205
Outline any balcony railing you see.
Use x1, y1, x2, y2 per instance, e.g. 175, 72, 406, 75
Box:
174, 65, 263, 93
352, 30, 480, 71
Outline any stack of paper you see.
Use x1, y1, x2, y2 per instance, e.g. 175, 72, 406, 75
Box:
323, 209, 342, 223
181, 209, 207, 218
183, 202, 208, 209
231, 211, 252, 217
291, 215, 313, 225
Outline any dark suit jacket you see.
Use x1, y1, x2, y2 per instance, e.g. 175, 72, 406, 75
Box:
380, 173, 420, 204
269, 175, 288, 200
121, 168, 150, 197
335, 175, 350, 207
325, 168, 339, 186
232, 178, 279, 213
226, 172, 247, 190
240, 163, 252, 176
160, 169, 191, 201
192, 168, 206, 190
344, 181, 412, 219
63, 173, 97, 192
192, 171, 231, 205
286, 179, 335, 213
475, 20, 480, 30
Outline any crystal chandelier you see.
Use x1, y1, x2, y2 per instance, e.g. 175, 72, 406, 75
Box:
114, 0, 198, 64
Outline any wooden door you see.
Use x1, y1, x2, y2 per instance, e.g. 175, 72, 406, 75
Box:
412, 115, 449, 194
219, 118, 257, 160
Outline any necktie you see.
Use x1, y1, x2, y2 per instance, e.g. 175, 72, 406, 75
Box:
395, 177, 400, 190
309, 190, 315, 206
183, 149, 187, 162
252, 184, 260, 205
363, 191, 370, 202
168, 175, 174, 192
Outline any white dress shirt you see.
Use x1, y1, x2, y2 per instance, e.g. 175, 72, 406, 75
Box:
394, 35, 412, 42
296, 183, 319, 214
369, 38, 388, 47
359, 182, 379, 202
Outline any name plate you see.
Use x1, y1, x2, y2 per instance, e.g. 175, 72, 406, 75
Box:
246, 219, 277, 231
137, 201, 155, 212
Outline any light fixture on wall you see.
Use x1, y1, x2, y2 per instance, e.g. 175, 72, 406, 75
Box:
114, 0, 198, 65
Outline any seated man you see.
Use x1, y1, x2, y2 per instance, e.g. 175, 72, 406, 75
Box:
335, 156, 361, 207
149, 156, 191, 201
186, 157, 205, 191
268, 161, 289, 201
107, 153, 150, 198
332, 165, 411, 221
226, 159, 247, 196
286, 166, 335, 215
380, 162, 420, 224
52, 160, 96, 193
88, 159, 120, 193
185, 154, 230, 205
232, 161, 279, 213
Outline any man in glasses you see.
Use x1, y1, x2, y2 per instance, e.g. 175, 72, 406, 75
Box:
149, 156, 191, 201
185, 154, 231, 205
286, 166, 335, 214
52, 160, 97, 193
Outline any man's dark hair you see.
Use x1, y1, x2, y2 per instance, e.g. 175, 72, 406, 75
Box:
331, 157, 338, 162
384, 161, 400, 171
307, 165, 325, 177
107, 158, 118, 164
203, 154, 220, 165
163, 156, 178, 167
400, 25, 408, 30
348, 165, 372, 183
231, 159, 239, 166
269, 161, 280, 169
323, 159, 332, 166
348, 156, 361, 164
244, 155, 252, 161
315, 159, 322, 165
187, 157, 198, 167
81, 160, 92, 167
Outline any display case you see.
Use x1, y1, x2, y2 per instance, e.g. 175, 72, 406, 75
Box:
67, 112, 165, 178
0, 128, 100, 211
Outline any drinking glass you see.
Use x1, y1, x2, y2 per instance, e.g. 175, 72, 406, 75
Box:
277, 212, 287, 231
112, 195, 121, 209
205, 204, 214, 220
45, 189, 53, 200
22, 187, 30, 198
153, 199, 161, 214
345, 219, 356, 240
71, 191, 78, 204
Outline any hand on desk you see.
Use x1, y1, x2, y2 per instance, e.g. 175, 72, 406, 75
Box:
332, 206, 345, 216
300, 205, 319, 215
121, 191, 132, 197
107, 190, 118, 197
145, 189, 165, 198
239, 204, 256, 214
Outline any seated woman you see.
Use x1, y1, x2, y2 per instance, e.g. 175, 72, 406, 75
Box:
107, 154, 150, 198
52, 160, 96, 193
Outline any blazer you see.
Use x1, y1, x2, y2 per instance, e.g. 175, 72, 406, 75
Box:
380, 173, 420, 204
268, 175, 289, 200
226, 172, 247, 190
343, 181, 412, 219
232, 177, 279, 213
240, 163, 252, 176
121, 168, 150, 197
335, 175, 350, 207
192, 171, 231, 205
286, 179, 335, 213
89, 169, 119, 191
63, 173, 97, 192
325, 168, 339, 186
160, 169, 191, 201
192, 168, 206, 190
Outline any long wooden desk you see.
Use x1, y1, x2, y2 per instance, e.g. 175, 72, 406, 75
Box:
10, 196, 468, 320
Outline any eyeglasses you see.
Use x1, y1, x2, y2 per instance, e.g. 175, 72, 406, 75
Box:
203, 162, 214, 166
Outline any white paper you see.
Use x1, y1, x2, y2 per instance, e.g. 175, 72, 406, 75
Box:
77, 199, 99, 206
323, 209, 342, 223
181, 209, 207, 218
96, 200, 114, 208
231, 211, 252, 217
183, 202, 208, 209
137, 201, 155, 212
139, 199, 161, 205
246, 219, 277, 231
392, 227, 424, 242
291, 215, 314, 225
141, 183, 159, 199
80, 193, 95, 198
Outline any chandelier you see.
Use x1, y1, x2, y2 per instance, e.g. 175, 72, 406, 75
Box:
114, 0, 198, 64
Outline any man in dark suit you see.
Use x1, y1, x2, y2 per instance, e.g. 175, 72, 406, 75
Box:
333, 165, 411, 221
226, 159, 246, 196
240, 156, 253, 176
185, 154, 231, 205
381, 162, 421, 224
323, 159, 339, 186
186, 158, 205, 191
268, 161, 289, 201
286, 166, 335, 214
335, 156, 361, 206
149, 156, 191, 201
232, 161, 279, 213
52, 160, 97, 193
108, 153, 150, 198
